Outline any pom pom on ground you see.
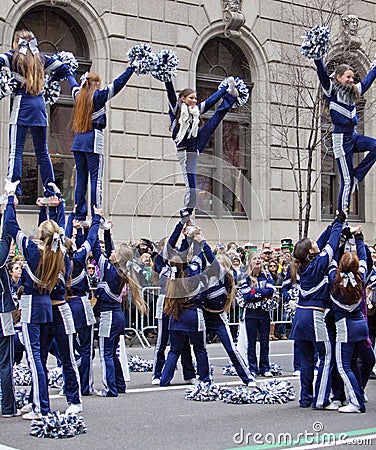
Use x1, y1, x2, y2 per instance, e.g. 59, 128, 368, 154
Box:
301, 25, 330, 59
48, 367, 64, 388
15, 389, 29, 410
269, 363, 283, 376
30, 411, 87, 439
13, 365, 32, 386
127, 44, 155, 75
150, 49, 179, 82
128, 355, 153, 372
55, 51, 78, 74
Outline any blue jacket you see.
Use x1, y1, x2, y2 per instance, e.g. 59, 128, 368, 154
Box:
0, 213, 15, 314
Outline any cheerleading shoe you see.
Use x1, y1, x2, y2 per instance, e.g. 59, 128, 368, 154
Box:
38, 196, 50, 205
65, 403, 83, 415
151, 378, 160, 385
20, 403, 33, 414
338, 403, 361, 413
23, 411, 41, 420
185, 378, 199, 386
227, 76, 239, 98
293, 370, 300, 376
324, 400, 342, 410
262, 371, 273, 377
247, 380, 257, 388
2, 410, 21, 418
99, 218, 112, 231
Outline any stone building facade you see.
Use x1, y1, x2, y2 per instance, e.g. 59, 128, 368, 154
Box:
1, 0, 376, 247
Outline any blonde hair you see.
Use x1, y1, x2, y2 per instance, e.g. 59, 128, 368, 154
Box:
34, 220, 66, 293
246, 252, 262, 287
12, 29, 45, 96
72, 73, 102, 133
216, 254, 235, 313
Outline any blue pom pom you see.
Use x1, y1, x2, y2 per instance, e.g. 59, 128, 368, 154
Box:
301, 25, 330, 59
128, 355, 153, 372
30, 411, 87, 439
150, 49, 179, 82
55, 51, 78, 74
127, 44, 155, 75
0, 68, 17, 100
43, 76, 61, 105
218, 76, 249, 108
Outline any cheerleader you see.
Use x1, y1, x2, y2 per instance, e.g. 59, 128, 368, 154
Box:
0, 30, 71, 200
3, 180, 65, 418
289, 211, 345, 409
7, 261, 24, 365
313, 57, 376, 212
151, 223, 197, 385
160, 230, 211, 386
64, 212, 98, 396
164, 78, 240, 222
66, 66, 135, 222
328, 228, 369, 412
203, 249, 256, 387
238, 253, 275, 377
91, 216, 147, 397
0, 210, 18, 418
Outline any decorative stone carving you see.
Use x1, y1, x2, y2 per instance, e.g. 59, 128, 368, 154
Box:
50, 0, 72, 5
341, 15, 361, 48
222, 0, 245, 38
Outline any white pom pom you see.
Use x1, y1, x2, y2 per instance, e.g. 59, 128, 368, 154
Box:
0, 67, 17, 100
127, 44, 155, 75
150, 49, 179, 82
55, 51, 78, 74
43, 76, 61, 105
218, 76, 249, 108
301, 25, 330, 59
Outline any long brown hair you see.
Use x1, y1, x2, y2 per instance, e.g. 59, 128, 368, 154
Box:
72, 73, 101, 133
173, 88, 202, 130
12, 29, 44, 95
216, 254, 235, 312
290, 238, 313, 284
331, 252, 363, 305
113, 244, 148, 315
164, 255, 193, 320
34, 220, 66, 293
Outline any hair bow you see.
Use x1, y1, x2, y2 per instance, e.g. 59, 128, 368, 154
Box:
18, 37, 39, 56
80, 72, 89, 88
169, 266, 178, 280
51, 232, 65, 254
125, 259, 141, 274
340, 271, 357, 288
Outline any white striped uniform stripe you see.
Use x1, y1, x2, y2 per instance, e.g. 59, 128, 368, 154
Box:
335, 342, 360, 408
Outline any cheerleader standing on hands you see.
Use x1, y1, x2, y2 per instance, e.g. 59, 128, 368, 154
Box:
0, 30, 72, 200
67, 65, 135, 222
289, 210, 345, 409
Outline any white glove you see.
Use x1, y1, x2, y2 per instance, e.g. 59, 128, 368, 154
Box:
4, 179, 20, 195
47, 182, 61, 194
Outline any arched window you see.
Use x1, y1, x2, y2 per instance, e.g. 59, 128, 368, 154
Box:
15, 6, 90, 207
321, 56, 365, 220
196, 38, 252, 217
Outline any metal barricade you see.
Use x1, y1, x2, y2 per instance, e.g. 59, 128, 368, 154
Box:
140, 286, 161, 348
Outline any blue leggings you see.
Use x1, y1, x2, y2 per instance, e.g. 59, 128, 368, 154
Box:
152, 313, 195, 380
245, 317, 270, 375
334, 132, 376, 211
177, 92, 236, 216
73, 151, 104, 220
0, 335, 16, 416
8, 124, 55, 197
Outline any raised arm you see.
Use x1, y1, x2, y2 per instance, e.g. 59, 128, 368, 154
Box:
94, 66, 135, 108
0, 213, 12, 268
103, 229, 114, 258
314, 58, 332, 95
162, 221, 184, 262
358, 65, 376, 96
165, 80, 178, 117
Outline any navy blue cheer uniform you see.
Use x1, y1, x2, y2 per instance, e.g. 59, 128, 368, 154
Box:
0, 214, 17, 417
238, 271, 275, 376
0, 51, 71, 198
202, 243, 255, 385
39, 199, 82, 408
152, 222, 195, 382
160, 241, 211, 386
66, 67, 135, 220
289, 221, 342, 409
65, 213, 98, 396
315, 58, 376, 212
4, 195, 52, 415
165, 81, 237, 218
92, 222, 127, 397
328, 236, 368, 412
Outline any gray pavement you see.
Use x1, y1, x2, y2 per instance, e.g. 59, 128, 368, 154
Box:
0, 340, 375, 450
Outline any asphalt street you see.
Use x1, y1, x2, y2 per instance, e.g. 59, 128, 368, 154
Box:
0, 340, 375, 450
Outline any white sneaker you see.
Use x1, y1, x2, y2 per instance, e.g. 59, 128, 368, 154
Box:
247, 380, 257, 388
364, 393, 368, 403
227, 76, 239, 98
38, 196, 50, 205
262, 371, 273, 377
20, 403, 33, 414
99, 218, 112, 231
324, 400, 342, 410
185, 378, 199, 386
95, 389, 107, 397
23, 411, 41, 420
338, 403, 361, 413
293, 370, 300, 376
2, 410, 21, 418
151, 378, 160, 385
65, 403, 83, 415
